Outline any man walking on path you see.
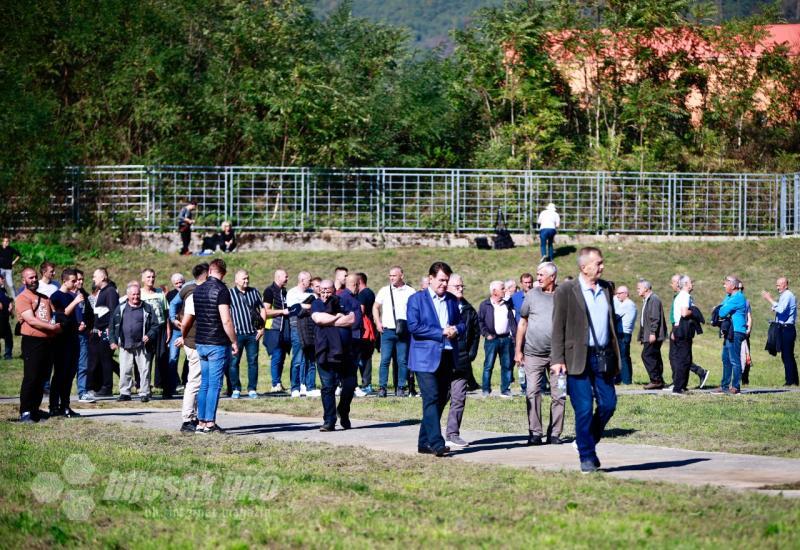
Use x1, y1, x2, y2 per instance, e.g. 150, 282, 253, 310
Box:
192, 259, 238, 433
761, 277, 798, 386
109, 282, 159, 403
515, 262, 564, 446
407, 261, 464, 457
637, 280, 667, 390
444, 274, 479, 448
551, 247, 620, 474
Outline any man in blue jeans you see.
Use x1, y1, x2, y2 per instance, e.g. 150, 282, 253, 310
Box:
372, 266, 415, 397
263, 269, 290, 392
228, 270, 265, 399
478, 281, 516, 397
537, 203, 560, 262
715, 276, 749, 395
186, 258, 237, 433
286, 271, 317, 397
551, 247, 620, 474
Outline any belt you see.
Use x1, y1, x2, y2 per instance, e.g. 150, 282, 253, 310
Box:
494, 334, 510, 339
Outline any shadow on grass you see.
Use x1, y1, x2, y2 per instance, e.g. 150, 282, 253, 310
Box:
553, 245, 577, 259
602, 457, 710, 472
602, 428, 637, 439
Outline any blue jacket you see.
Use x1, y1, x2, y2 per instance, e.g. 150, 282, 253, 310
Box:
719, 291, 748, 334
407, 289, 465, 373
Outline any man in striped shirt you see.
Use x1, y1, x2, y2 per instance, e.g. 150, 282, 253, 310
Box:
228, 270, 266, 399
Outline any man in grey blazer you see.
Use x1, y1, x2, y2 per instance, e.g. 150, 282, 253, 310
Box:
636, 279, 668, 390
551, 247, 620, 473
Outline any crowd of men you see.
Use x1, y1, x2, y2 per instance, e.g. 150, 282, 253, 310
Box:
7, 240, 799, 471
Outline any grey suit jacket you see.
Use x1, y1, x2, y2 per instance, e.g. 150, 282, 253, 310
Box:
637, 292, 668, 344
550, 277, 620, 376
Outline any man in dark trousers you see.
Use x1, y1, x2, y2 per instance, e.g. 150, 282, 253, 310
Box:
311, 277, 360, 431
636, 279, 668, 390
89, 268, 119, 396
177, 200, 196, 255
551, 247, 620, 473
444, 273, 479, 448
407, 261, 464, 457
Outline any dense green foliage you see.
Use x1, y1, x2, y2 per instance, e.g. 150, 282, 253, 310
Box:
2, 0, 799, 228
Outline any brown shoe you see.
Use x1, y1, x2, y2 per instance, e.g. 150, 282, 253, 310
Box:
644, 382, 664, 390
729, 388, 741, 395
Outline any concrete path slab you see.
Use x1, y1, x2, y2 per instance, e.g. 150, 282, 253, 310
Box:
73, 407, 800, 497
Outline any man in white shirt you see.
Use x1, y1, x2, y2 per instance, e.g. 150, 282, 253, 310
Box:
613, 286, 637, 385
478, 281, 516, 397
286, 271, 318, 397
537, 203, 560, 262
372, 266, 416, 397
670, 275, 695, 394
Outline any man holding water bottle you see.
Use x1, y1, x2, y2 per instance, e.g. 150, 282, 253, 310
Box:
514, 262, 565, 446
551, 247, 620, 474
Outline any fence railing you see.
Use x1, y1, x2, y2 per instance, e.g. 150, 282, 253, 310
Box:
11, 166, 800, 236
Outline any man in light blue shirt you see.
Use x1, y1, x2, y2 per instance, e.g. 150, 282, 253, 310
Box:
761, 277, 799, 385
613, 286, 637, 385
716, 276, 748, 394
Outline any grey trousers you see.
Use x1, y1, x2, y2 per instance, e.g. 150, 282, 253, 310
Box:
523, 354, 565, 437
119, 347, 150, 397
181, 345, 201, 422
445, 376, 468, 438
1, 269, 14, 299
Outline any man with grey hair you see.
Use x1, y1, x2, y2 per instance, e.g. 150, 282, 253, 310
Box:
715, 275, 748, 394
479, 280, 516, 397
669, 274, 709, 389
670, 275, 697, 394
551, 247, 620, 473
637, 279, 667, 389
515, 261, 564, 445
762, 277, 798, 386
287, 270, 316, 397
229, 269, 265, 399
109, 282, 159, 403
613, 285, 637, 385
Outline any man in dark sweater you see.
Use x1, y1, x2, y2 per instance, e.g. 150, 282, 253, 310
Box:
444, 274, 480, 448
0, 273, 13, 359
89, 268, 119, 396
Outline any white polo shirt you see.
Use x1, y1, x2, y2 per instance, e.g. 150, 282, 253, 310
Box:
374, 284, 415, 329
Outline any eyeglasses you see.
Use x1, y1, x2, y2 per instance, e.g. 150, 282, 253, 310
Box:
450, 285, 464, 289
319, 288, 333, 294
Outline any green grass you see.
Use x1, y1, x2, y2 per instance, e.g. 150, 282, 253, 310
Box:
1, 411, 799, 548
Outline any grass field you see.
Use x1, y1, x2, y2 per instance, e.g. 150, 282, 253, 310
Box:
1, 410, 799, 548
3, 239, 800, 547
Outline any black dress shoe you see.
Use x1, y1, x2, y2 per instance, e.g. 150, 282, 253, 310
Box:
338, 415, 351, 430
118, 394, 132, 402
95, 389, 113, 397
49, 408, 64, 418
432, 446, 450, 457
140, 395, 150, 403
319, 423, 335, 432
417, 446, 434, 454
547, 436, 565, 445
527, 434, 545, 446
63, 408, 81, 418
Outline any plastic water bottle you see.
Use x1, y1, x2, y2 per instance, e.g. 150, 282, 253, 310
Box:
518, 367, 526, 387
556, 373, 567, 398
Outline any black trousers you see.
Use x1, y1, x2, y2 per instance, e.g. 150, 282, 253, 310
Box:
670, 337, 693, 392
89, 332, 115, 392
180, 229, 191, 254
20, 336, 53, 416
641, 340, 664, 384
0, 315, 12, 358
318, 359, 357, 427
416, 350, 454, 450
779, 324, 799, 385
50, 333, 79, 411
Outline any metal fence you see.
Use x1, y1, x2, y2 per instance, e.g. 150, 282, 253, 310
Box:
12, 166, 800, 236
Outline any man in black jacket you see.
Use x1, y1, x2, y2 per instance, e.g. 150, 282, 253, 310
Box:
478, 280, 517, 397
637, 279, 668, 390
444, 274, 480, 447
89, 268, 119, 396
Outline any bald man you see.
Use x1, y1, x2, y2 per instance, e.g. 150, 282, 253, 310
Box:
263, 269, 290, 392
762, 277, 798, 385
612, 285, 637, 385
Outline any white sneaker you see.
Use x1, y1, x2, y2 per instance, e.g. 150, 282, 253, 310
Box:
661, 384, 674, 392
335, 386, 342, 396
271, 384, 280, 392
300, 384, 307, 396
276, 383, 285, 392
231, 390, 240, 399
306, 389, 321, 397
354, 387, 367, 397
248, 390, 258, 399
291, 390, 301, 398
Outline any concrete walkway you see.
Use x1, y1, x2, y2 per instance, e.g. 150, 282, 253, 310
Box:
73, 407, 800, 498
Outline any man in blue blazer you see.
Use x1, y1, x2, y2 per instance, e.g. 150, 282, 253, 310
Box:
407, 261, 465, 457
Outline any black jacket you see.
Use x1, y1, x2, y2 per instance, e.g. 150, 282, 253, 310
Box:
638, 292, 667, 344
478, 298, 517, 339
108, 301, 159, 349
674, 305, 705, 341
455, 299, 480, 374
